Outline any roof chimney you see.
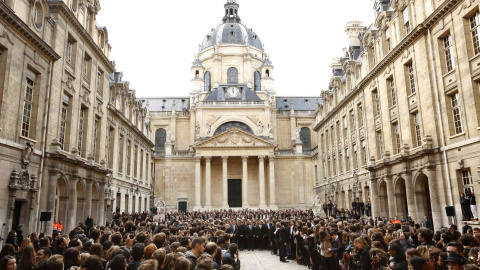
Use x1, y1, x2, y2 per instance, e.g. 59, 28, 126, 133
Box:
345, 21, 365, 47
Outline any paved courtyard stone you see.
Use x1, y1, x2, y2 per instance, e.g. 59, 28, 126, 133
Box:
239, 250, 307, 270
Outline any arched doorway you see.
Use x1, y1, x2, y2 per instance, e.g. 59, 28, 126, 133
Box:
415, 173, 432, 223
92, 184, 99, 222
395, 178, 408, 218
378, 181, 389, 218
55, 178, 68, 224
75, 181, 85, 226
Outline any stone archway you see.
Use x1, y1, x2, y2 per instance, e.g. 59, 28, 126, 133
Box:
415, 173, 432, 222
395, 178, 408, 219
379, 181, 389, 218
213, 121, 254, 136
55, 178, 68, 224
75, 181, 85, 226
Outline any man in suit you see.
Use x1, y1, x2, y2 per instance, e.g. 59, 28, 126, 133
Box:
265, 220, 273, 251
246, 220, 255, 251
255, 220, 267, 250
226, 221, 237, 244
359, 200, 365, 216
288, 220, 296, 260
352, 199, 358, 218
236, 220, 246, 251
269, 220, 277, 254
327, 201, 333, 217
276, 221, 289, 263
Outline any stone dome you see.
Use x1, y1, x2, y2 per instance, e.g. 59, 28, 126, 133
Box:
200, 23, 263, 52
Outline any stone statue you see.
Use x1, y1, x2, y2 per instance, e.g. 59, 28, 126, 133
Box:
312, 195, 322, 216
21, 142, 34, 169
166, 128, 172, 142
206, 122, 212, 135
195, 122, 200, 137
267, 122, 273, 135
296, 127, 301, 141
257, 121, 264, 135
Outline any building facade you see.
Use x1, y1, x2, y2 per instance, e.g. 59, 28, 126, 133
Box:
314, 0, 480, 229
0, 0, 152, 239
145, 0, 319, 212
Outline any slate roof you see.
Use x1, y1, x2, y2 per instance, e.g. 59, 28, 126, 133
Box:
139, 97, 190, 112
200, 22, 263, 52
276, 97, 323, 111
204, 87, 262, 101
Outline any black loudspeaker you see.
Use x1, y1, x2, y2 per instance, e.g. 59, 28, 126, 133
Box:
40, 212, 52, 222
445, 206, 455, 217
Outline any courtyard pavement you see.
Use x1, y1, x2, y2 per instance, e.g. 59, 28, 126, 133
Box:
238, 250, 307, 270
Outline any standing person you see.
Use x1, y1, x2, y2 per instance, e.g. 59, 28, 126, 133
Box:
470, 189, 478, 221
365, 200, 371, 217
16, 224, 24, 245
236, 220, 245, 251
461, 193, 470, 221
276, 222, 289, 263
328, 201, 333, 217
421, 216, 433, 230
352, 199, 358, 218
323, 202, 328, 217
246, 221, 254, 251
17, 245, 35, 270
86, 216, 94, 233
57, 221, 63, 235
359, 200, 365, 216
289, 220, 296, 260
319, 231, 335, 270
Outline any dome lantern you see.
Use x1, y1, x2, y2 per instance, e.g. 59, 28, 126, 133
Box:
223, 0, 241, 23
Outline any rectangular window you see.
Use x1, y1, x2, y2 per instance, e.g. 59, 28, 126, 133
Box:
126, 140, 131, 175
412, 113, 422, 147
93, 117, 99, 162
393, 123, 401, 154
444, 35, 455, 72
60, 99, 68, 150
377, 130, 384, 159
134, 145, 138, 178
336, 121, 341, 142
361, 140, 367, 166
86, 11, 91, 33
22, 71, 36, 138
353, 144, 358, 169
345, 148, 350, 172
66, 38, 73, 63
78, 108, 85, 156
323, 160, 327, 179
108, 128, 114, 169
403, 8, 410, 34
358, 104, 364, 127
119, 134, 124, 173
372, 46, 376, 66
462, 169, 473, 186
96, 69, 104, 95
350, 110, 356, 131
386, 28, 391, 51
338, 150, 343, 174
388, 78, 397, 106
373, 90, 381, 116
343, 116, 348, 130
406, 62, 416, 94
83, 54, 91, 80
451, 93, 464, 134
470, 12, 480, 55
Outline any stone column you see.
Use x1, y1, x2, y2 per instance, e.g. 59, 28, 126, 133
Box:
205, 156, 212, 208
128, 193, 133, 213
370, 178, 380, 218
386, 176, 396, 218
242, 156, 249, 208
67, 177, 79, 233
98, 182, 106, 225
268, 156, 277, 209
426, 169, 442, 230
194, 157, 202, 210
258, 156, 267, 208
85, 178, 93, 220
221, 156, 229, 209
404, 173, 417, 221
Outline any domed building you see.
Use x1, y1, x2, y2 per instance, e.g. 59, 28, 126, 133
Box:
142, 0, 321, 211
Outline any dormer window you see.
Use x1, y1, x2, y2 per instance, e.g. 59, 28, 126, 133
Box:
403, 8, 410, 34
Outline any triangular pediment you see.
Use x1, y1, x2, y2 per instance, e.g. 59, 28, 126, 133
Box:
194, 127, 276, 149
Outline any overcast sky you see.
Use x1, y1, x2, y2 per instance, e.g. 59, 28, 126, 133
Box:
97, 0, 374, 98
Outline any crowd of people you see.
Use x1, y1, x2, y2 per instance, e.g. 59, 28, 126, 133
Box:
0, 207, 480, 270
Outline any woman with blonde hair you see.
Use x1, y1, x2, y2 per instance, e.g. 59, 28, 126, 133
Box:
352, 236, 372, 270
416, 245, 430, 259
319, 231, 335, 270
172, 257, 190, 270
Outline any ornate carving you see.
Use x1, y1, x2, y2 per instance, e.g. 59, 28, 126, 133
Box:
21, 142, 34, 170
207, 115, 221, 125
257, 121, 264, 135
246, 115, 260, 124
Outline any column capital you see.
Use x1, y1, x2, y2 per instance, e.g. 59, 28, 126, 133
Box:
241, 156, 248, 162
258, 156, 265, 162
204, 156, 212, 162
222, 156, 228, 162
195, 156, 202, 162
268, 155, 275, 161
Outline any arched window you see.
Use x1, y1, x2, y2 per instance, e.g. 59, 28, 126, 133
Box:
254, 71, 261, 91
195, 70, 199, 79
204, 71, 211, 92
300, 127, 311, 150
155, 128, 167, 151
266, 69, 270, 78
214, 121, 253, 136
227, 67, 238, 84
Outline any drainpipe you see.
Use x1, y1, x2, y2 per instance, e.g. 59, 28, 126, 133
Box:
427, 27, 454, 224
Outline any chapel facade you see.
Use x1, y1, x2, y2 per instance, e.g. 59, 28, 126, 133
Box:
145, 0, 319, 211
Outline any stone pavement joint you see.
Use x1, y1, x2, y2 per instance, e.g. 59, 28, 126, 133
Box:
239, 250, 307, 270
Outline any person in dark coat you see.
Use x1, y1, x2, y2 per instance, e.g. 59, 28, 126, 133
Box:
245, 221, 255, 251
276, 222, 289, 263
328, 201, 333, 217
389, 243, 408, 270
236, 220, 245, 251
222, 244, 240, 270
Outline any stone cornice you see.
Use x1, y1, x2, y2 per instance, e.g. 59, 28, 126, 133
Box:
47, 0, 115, 73
193, 127, 277, 149
107, 104, 154, 147
314, 0, 462, 132
0, 2, 60, 61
